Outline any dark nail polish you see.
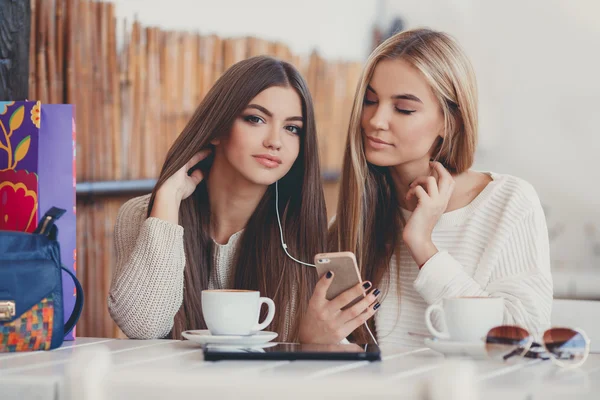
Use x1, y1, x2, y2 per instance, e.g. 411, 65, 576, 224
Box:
362, 282, 371, 289
326, 271, 333, 279
373, 302, 381, 310
373, 289, 381, 297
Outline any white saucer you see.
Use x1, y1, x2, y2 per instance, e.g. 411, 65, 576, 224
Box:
204, 342, 279, 352
424, 337, 487, 358
182, 330, 278, 346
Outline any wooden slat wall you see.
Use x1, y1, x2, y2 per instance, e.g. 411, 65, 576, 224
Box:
28, 0, 362, 338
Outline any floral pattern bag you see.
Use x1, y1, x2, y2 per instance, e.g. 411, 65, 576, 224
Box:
0, 207, 84, 351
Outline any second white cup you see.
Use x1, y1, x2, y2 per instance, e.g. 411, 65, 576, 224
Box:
425, 297, 504, 342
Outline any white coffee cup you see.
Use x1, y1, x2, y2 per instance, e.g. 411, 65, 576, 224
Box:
425, 297, 504, 342
201, 290, 276, 336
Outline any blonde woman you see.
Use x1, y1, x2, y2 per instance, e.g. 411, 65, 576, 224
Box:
299, 28, 553, 346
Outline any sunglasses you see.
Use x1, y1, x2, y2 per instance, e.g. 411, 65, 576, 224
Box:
485, 325, 591, 368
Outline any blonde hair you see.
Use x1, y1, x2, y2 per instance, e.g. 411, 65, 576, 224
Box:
329, 28, 479, 342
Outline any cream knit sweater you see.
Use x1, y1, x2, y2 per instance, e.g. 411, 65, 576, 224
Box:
108, 194, 244, 339
375, 173, 554, 346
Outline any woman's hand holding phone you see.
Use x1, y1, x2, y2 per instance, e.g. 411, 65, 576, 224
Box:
298, 273, 381, 344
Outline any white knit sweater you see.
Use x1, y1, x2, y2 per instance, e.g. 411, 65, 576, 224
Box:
375, 172, 553, 347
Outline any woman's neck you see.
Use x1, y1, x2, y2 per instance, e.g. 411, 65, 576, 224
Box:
390, 159, 433, 211
390, 160, 491, 213
206, 165, 267, 245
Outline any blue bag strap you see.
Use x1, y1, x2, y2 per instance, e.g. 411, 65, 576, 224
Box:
61, 266, 84, 336
33, 207, 83, 335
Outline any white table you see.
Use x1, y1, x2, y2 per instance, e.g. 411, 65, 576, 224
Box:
1, 338, 598, 400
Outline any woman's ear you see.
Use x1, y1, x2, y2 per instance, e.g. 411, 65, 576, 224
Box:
437, 124, 446, 140
210, 138, 220, 146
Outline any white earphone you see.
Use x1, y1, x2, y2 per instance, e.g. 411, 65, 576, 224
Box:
275, 180, 316, 268
274, 180, 378, 345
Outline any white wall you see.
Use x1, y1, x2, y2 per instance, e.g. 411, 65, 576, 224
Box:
381, 0, 600, 271
113, 0, 376, 61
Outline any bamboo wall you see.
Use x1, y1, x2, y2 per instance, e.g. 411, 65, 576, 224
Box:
29, 0, 362, 338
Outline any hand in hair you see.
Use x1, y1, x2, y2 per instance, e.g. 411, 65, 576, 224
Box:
402, 161, 455, 267
298, 273, 381, 344
151, 150, 212, 225
159, 149, 212, 202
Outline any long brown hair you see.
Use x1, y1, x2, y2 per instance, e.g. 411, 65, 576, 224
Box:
148, 56, 327, 341
329, 29, 479, 342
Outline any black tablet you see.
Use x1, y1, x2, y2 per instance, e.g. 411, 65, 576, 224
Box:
203, 343, 381, 361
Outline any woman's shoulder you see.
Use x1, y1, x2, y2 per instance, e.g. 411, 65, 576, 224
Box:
116, 194, 152, 226
486, 172, 544, 215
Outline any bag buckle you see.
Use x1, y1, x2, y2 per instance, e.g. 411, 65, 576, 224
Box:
0, 301, 16, 321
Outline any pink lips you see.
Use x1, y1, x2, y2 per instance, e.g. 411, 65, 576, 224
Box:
253, 154, 282, 168
366, 136, 393, 149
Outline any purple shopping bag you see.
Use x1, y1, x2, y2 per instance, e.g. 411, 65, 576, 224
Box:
0, 101, 77, 340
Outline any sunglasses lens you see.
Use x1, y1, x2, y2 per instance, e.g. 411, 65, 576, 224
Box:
485, 326, 531, 360
543, 328, 588, 366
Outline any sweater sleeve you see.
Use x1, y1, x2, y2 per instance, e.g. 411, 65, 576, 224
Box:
107, 195, 186, 339
413, 204, 553, 336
